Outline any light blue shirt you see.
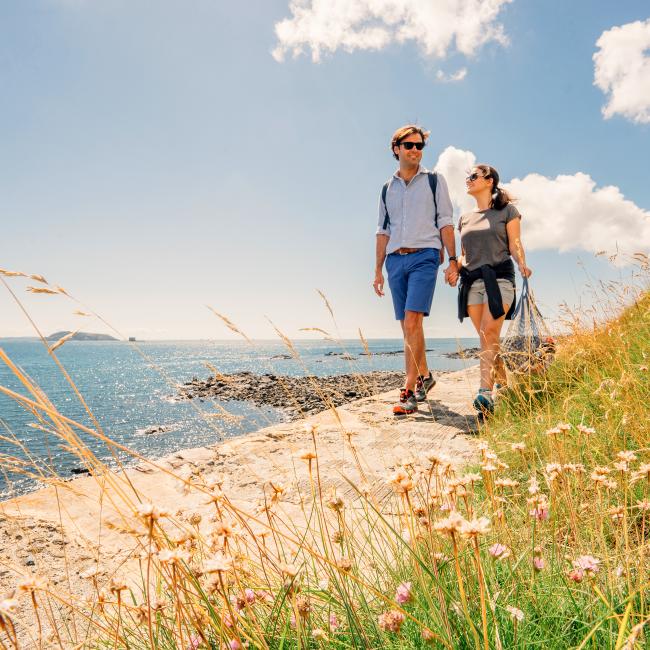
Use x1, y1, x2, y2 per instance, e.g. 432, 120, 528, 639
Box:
376, 166, 454, 255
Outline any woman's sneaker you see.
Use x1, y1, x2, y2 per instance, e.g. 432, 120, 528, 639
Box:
492, 383, 507, 403
473, 388, 494, 415
393, 389, 418, 415
415, 372, 436, 402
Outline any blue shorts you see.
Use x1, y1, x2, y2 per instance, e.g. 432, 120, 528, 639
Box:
385, 248, 440, 321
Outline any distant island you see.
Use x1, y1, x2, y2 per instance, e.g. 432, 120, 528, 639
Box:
46, 331, 119, 342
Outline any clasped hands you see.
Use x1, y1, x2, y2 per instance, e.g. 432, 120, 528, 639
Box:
444, 261, 459, 287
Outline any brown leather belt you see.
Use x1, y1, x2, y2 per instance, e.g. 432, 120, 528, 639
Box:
395, 247, 423, 255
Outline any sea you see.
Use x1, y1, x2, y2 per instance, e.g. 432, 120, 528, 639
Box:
0, 338, 478, 498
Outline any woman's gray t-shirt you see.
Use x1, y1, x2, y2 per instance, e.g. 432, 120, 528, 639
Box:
458, 203, 521, 271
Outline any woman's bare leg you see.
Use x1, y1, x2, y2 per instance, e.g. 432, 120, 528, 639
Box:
467, 304, 487, 387
493, 352, 507, 387
468, 303, 509, 390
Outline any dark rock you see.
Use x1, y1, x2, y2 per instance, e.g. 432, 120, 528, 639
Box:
444, 346, 481, 359
359, 347, 439, 356
70, 467, 90, 475
177, 369, 422, 421
139, 425, 170, 436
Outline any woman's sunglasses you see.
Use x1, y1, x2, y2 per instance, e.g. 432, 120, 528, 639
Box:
398, 141, 425, 150
466, 172, 488, 182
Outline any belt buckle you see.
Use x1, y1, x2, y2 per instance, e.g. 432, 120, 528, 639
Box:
399, 249, 408, 255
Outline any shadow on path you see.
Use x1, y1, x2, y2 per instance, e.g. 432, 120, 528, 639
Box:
397, 398, 481, 435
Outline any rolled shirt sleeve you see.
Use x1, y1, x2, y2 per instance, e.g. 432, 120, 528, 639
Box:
376, 189, 391, 236
434, 173, 454, 231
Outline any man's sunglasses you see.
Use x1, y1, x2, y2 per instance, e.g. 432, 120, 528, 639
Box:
466, 172, 488, 182
398, 141, 425, 150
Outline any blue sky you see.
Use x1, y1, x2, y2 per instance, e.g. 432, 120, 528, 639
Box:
1, 0, 649, 340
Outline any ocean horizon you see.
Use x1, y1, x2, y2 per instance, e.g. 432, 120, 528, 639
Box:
0, 337, 479, 498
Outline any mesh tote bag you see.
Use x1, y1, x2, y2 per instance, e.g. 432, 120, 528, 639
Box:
500, 278, 555, 373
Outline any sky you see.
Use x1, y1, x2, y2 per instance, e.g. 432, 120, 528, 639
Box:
1, 0, 649, 340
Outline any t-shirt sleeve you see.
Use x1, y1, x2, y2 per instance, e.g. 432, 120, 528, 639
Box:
457, 215, 465, 232
505, 203, 521, 223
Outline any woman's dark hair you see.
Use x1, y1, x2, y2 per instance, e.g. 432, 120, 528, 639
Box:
476, 164, 513, 210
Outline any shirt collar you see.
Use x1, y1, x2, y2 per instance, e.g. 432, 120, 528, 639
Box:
393, 165, 429, 180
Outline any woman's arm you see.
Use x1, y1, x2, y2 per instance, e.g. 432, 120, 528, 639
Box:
457, 244, 466, 270
506, 218, 532, 277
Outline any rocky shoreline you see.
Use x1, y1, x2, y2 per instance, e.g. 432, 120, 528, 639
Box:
179, 370, 414, 419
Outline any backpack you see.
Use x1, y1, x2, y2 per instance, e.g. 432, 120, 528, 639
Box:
381, 171, 439, 231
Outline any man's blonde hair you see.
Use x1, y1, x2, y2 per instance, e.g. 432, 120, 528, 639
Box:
391, 124, 430, 160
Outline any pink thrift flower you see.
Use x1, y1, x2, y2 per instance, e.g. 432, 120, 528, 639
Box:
187, 636, 201, 650
228, 641, 241, 650
527, 493, 550, 521
572, 555, 600, 575
533, 556, 545, 571
506, 605, 524, 622
395, 581, 412, 605
244, 588, 256, 604
531, 504, 549, 520
568, 568, 584, 583
223, 613, 234, 628
488, 543, 510, 560
256, 589, 273, 603
329, 612, 340, 632
422, 628, 435, 642
378, 609, 405, 633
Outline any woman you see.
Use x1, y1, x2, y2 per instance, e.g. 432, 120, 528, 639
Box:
451, 164, 532, 414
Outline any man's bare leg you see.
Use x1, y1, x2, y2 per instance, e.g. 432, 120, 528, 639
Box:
402, 310, 428, 391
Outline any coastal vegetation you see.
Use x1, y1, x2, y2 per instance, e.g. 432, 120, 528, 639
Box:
0, 262, 648, 648
45, 332, 119, 342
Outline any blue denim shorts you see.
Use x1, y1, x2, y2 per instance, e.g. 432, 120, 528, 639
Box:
385, 248, 440, 321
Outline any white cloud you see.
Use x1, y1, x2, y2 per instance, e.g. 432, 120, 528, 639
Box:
434, 145, 477, 215
593, 19, 650, 124
273, 0, 513, 63
436, 67, 468, 82
434, 146, 650, 259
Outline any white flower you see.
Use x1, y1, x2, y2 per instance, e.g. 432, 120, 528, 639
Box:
506, 605, 524, 621
134, 502, 169, 521
203, 553, 233, 574
0, 598, 19, 616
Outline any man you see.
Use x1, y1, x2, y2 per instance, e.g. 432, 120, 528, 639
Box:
373, 125, 458, 415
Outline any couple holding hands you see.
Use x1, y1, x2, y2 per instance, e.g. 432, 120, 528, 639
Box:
373, 124, 532, 416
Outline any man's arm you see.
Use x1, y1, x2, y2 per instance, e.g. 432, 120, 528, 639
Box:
374, 186, 391, 297
433, 174, 459, 285
434, 173, 454, 266
374, 234, 389, 296
440, 225, 458, 286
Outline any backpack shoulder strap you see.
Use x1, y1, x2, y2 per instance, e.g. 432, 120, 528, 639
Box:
427, 172, 439, 228
381, 181, 390, 230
